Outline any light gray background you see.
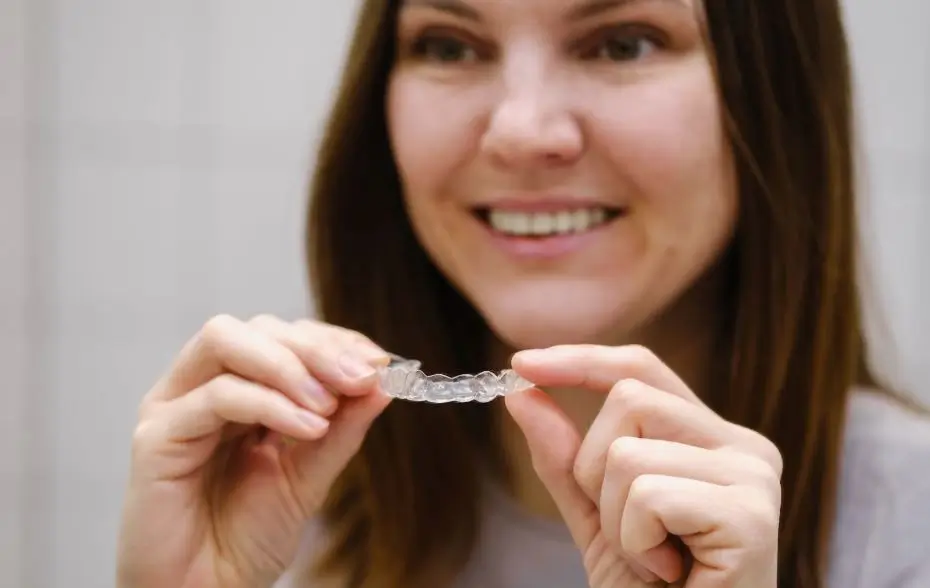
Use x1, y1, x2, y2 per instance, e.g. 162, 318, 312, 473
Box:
0, 1, 927, 587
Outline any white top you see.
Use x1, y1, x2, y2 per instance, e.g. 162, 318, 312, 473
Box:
276, 389, 930, 587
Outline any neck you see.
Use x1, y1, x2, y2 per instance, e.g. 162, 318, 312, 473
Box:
493, 273, 726, 521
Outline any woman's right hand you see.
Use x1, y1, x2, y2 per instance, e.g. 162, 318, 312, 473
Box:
116, 314, 393, 588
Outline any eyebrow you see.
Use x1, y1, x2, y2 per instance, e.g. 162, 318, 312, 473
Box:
568, 0, 688, 21
400, 0, 689, 23
401, 0, 482, 21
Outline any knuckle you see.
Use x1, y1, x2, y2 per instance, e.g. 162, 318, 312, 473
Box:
623, 344, 659, 369
571, 456, 599, 497
137, 389, 159, 419
748, 455, 778, 484
737, 488, 780, 536
763, 473, 783, 505
574, 343, 604, 358
756, 457, 782, 491
762, 439, 784, 477
202, 375, 263, 420
200, 314, 239, 347
609, 379, 653, 416
248, 314, 280, 330
203, 313, 238, 333
130, 419, 160, 456
263, 335, 298, 363
627, 475, 660, 508
740, 454, 782, 502
202, 375, 232, 406
606, 437, 645, 473
743, 430, 783, 477
294, 318, 324, 333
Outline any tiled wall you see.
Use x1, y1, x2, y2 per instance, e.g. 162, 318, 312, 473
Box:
1, 1, 926, 587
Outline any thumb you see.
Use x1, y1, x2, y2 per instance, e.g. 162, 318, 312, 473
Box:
504, 387, 599, 551
290, 385, 392, 510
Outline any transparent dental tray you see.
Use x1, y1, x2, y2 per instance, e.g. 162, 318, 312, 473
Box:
378, 354, 534, 403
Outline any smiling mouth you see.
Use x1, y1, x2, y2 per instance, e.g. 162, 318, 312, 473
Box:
473, 207, 625, 238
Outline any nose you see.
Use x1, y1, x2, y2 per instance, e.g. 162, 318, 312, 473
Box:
480, 73, 584, 170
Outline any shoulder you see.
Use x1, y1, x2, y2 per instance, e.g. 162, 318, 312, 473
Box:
828, 387, 930, 588
844, 387, 930, 443
839, 387, 930, 492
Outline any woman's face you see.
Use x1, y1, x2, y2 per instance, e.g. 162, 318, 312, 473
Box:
387, 0, 737, 350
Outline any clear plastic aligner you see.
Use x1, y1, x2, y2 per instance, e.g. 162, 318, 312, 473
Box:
378, 354, 535, 403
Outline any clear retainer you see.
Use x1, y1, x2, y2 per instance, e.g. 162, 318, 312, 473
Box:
378, 354, 535, 403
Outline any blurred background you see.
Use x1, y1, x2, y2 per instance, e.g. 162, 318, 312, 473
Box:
0, 1, 927, 587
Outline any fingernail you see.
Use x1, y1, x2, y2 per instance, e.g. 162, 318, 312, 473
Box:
512, 349, 543, 363
295, 410, 329, 433
338, 353, 377, 380
302, 377, 336, 415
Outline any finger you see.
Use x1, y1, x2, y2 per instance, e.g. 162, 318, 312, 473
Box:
250, 315, 389, 397
505, 387, 667, 584
575, 379, 728, 502
248, 315, 386, 361
599, 437, 778, 583
246, 316, 346, 413
287, 388, 393, 513
622, 475, 779, 588
505, 388, 661, 584
511, 344, 703, 406
159, 374, 330, 442
513, 345, 785, 477
503, 387, 599, 550
308, 320, 389, 361
272, 317, 390, 365
153, 315, 334, 415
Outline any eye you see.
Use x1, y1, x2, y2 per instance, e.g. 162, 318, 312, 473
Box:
577, 28, 661, 62
411, 33, 481, 64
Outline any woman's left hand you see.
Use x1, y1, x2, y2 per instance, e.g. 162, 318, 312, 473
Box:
504, 345, 782, 588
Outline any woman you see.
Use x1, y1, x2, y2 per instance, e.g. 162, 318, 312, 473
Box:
116, 0, 930, 587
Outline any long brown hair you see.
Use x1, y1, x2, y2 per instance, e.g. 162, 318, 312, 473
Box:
305, 1, 872, 586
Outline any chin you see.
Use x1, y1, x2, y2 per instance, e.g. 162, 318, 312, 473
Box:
478, 299, 630, 351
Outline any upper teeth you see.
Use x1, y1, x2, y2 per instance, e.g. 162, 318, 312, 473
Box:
488, 208, 610, 236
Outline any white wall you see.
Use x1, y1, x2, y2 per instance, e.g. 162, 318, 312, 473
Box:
0, 2, 926, 587
7, 2, 361, 587
0, 0, 28, 586
843, 1, 930, 388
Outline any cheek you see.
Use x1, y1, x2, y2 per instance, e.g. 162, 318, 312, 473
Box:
591, 66, 736, 230
387, 75, 485, 210
386, 74, 490, 279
